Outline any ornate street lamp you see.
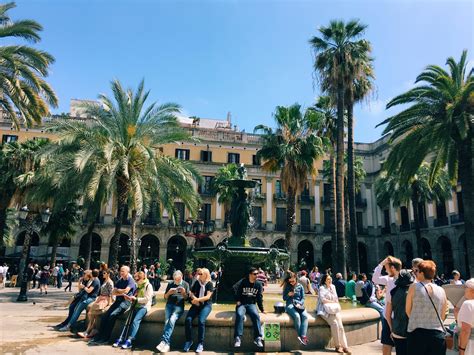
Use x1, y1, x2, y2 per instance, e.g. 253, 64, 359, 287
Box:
17, 205, 51, 302
182, 217, 215, 240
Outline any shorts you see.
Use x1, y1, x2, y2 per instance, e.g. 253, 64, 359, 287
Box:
381, 317, 395, 346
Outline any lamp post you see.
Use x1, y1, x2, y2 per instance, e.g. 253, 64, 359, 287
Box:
182, 216, 215, 248
17, 205, 51, 302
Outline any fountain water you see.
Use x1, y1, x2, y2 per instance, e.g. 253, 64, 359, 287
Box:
193, 164, 289, 301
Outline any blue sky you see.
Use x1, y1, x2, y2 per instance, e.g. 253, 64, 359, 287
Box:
15, 0, 474, 142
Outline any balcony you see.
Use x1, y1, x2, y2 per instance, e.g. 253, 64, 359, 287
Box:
114, 217, 131, 225
275, 223, 286, 232
141, 216, 160, 226
273, 193, 287, 202
298, 224, 313, 233
410, 220, 428, 229
298, 195, 315, 204
321, 195, 331, 207
450, 214, 464, 224
82, 215, 104, 224
400, 224, 411, 232
253, 193, 266, 201
198, 190, 214, 198
356, 197, 367, 208
434, 217, 449, 227
381, 226, 391, 235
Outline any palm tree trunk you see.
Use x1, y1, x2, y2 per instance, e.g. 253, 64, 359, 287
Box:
411, 183, 423, 258
130, 210, 138, 274
458, 136, 474, 277
329, 151, 338, 273
50, 241, 58, 268
108, 202, 125, 268
285, 187, 296, 252
345, 193, 351, 270
84, 222, 95, 269
336, 79, 347, 277
347, 100, 359, 273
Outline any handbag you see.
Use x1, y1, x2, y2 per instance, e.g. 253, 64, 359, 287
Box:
323, 302, 341, 314
293, 300, 306, 313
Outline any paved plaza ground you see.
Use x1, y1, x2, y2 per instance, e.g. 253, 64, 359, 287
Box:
0, 283, 455, 355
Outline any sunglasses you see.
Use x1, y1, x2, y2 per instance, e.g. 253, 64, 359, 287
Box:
252, 272, 259, 275
197, 273, 203, 275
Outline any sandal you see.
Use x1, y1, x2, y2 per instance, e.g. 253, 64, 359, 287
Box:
335, 347, 344, 353
343, 348, 351, 354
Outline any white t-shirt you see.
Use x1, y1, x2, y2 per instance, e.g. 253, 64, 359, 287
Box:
372, 264, 396, 304
458, 299, 474, 355
2, 266, 8, 277
52, 267, 59, 277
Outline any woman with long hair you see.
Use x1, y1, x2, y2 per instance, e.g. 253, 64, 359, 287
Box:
78, 269, 114, 339
316, 274, 350, 354
282, 271, 309, 345
183, 268, 214, 353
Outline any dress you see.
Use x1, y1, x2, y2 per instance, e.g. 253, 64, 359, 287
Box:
458, 299, 474, 355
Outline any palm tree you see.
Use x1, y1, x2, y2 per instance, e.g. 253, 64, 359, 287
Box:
375, 163, 451, 258
47, 79, 202, 272
310, 19, 369, 275
378, 50, 474, 276
311, 96, 338, 271
210, 163, 240, 233
42, 202, 79, 267
255, 104, 327, 251
346, 63, 375, 273
0, 2, 57, 128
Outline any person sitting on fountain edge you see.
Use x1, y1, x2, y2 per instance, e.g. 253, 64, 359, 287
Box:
232, 266, 265, 348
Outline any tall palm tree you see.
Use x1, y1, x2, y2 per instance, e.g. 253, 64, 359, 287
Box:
310, 19, 369, 275
255, 104, 327, 251
379, 50, 474, 276
210, 163, 240, 233
0, 2, 57, 128
375, 163, 451, 258
311, 96, 338, 271
346, 63, 375, 273
47, 80, 202, 272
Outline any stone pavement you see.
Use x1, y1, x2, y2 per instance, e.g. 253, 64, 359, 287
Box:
0, 285, 387, 354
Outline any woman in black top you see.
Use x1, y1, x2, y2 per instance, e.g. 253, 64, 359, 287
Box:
183, 268, 214, 353
390, 269, 415, 355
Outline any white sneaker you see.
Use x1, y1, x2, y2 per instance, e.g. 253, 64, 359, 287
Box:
156, 341, 168, 352
234, 337, 241, 347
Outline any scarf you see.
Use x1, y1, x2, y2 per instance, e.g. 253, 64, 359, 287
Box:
198, 280, 206, 299
135, 279, 149, 308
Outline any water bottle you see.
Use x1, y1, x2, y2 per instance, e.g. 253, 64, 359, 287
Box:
352, 295, 357, 307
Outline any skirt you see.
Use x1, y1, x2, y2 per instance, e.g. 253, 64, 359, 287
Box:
88, 296, 111, 316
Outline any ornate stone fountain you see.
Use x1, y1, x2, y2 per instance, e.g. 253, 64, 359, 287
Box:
193, 165, 289, 301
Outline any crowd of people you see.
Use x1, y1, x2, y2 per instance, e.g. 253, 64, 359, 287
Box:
2, 254, 473, 354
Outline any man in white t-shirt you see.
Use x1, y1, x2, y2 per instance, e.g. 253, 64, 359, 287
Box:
0, 264, 4, 288
372, 256, 402, 355
458, 278, 474, 355
51, 264, 59, 287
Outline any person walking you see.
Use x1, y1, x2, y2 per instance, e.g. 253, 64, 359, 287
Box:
57, 263, 64, 289
64, 267, 73, 292
58, 269, 101, 332
88, 266, 136, 345
39, 266, 50, 295
458, 278, 474, 355
156, 270, 190, 353
406, 260, 448, 355
148, 265, 156, 290
317, 274, 350, 354
232, 267, 265, 349
183, 268, 214, 353
113, 270, 154, 349
372, 256, 402, 355
389, 269, 415, 355
51, 264, 59, 287
282, 271, 309, 345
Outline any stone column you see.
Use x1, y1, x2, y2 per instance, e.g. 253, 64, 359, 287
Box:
161, 209, 169, 226
314, 182, 322, 233
266, 179, 273, 230
366, 187, 374, 235
427, 203, 435, 228
390, 200, 397, 233
104, 195, 113, 224
215, 193, 223, 228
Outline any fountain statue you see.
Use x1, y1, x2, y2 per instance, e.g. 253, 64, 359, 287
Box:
193, 164, 289, 301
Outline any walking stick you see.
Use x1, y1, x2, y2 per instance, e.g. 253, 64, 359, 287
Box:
118, 299, 137, 341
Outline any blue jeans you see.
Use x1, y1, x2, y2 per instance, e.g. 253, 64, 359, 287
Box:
127, 306, 148, 340
234, 304, 262, 339
67, 297, 95, 326
185, 304, 212, 344
366, 301, 384, 319
96, 299, 131, 341
286, 304, 308, 337
161, 303, 184, 344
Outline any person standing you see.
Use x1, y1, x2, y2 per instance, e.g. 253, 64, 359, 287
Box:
114, 271, 154, 349
89, 266, 136, 345
389, 269, 414, 355
39, 266, 50, 295
58, 269, 101, 331
309, 266, 321, 293
51, 263, 59, 287
406, 260, 448, 355
232, 267, 265, 349
32, 264, 39, 289
282, 271, 309, 345
57, 263, 64, 289
372, 256, 402, 355
458, 278, 474, 355
316, 274, 350, 354
156, 270, 190, 353
183, 268, 214, 353
148, 265, 156, 290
